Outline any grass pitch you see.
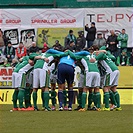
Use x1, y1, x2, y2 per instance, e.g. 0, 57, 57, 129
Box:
0, 104, 133, 133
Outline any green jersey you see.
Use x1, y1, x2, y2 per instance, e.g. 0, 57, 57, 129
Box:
95, 52, 118, 73
14, 54, 35, 73
13, 56, 29, 73
22, 56, 29, 62
14, 61, 33, 74
34, 53, 54, 69
81, 53, 99, 73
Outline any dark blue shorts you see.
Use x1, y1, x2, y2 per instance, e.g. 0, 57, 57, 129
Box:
57, 63, 75, 85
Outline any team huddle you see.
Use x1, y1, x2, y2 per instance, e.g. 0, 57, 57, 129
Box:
12, 45, 122, 111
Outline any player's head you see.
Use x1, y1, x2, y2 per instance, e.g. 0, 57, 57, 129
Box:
88, 46, 94, 53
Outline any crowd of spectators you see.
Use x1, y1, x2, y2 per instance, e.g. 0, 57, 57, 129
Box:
0, 25, 133, 67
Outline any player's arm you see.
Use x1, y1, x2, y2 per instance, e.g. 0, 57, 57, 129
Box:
95, 52, 106, 61
106, 51, 116, 62
75, 51, 90, 56
67, 50, 76, 60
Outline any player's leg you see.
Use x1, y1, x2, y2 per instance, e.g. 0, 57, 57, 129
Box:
109, 90, 117, 110
78, 87, 87, 111
102, 73, 111, 111
87, 89, 93, 110
111, 86, 121, 110
75, 73, 84, 110
110, 70, 121, 110
17, 73, 27, 110
57, 64, 66, 111
50, 73, 57, 111
74, 88, 83, 110
32, 69, 39, 110
66, 65, 75, 111
40, 69, 51, 111
63, 87, 68, 110
80, 72, 92, 111
12, 89, 19, 110
32, 88, 38, 110
26, 71, 33, 109
25, 83, 33, 110
103, 87, 110, 111
51, 84, 56, 110
41, 90, 45, 110
93, 72, 101, 110
94, 88, 101, 110
12, 72, 19, 110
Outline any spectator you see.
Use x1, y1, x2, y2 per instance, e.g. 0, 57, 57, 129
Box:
93, 32, 106, 48
42, 42, 49, 53
117, 49, 130, 66
16, 42, 27, 59
85, 22, 96, 48
0, 49, 8, 66
117, 29, 128, 52
0, 29, 9, 51
129, 51, 133, 66
29, 42, 39, 54
52, 40, 64, 51
64, 30, 77, 47
4, 41, 15, 63
106, 30, 118, 58
65, 41, 76, 52
0, 30, 5, 50
76, 31, 86, 51
23, 30, 36, 49
11, 58, 18, 68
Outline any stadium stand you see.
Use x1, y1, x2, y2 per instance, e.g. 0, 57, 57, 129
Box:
0, 0, 132, 8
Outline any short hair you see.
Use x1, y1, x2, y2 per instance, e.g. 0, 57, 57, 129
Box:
8, 41, 12, 44
122, 29, 125, 31
69, 30, 73, 33
19, 41, 23, 44
69, 40, 74, 44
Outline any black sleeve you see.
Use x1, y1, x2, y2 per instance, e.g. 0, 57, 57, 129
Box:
85, 26, 89, 32
106, 36, 110, 45
36, 47, 40, 52
12, 47, 15, 56
64, 37, 69, 47
29, 47, 32, 53
4, 47, 7, 56
82, 37, 86, 48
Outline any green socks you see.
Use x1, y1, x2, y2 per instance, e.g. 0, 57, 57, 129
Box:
104, 92, 110, 108
77, 91, 82, 107
88, 92, 93, 108
109, 91, 117, 106
41, 91, 45, 107
43, 91, 50, 108
24, 88, 31, 108
82, 92, 87, 108
12, 89, 19, 108
114, 91, 120, 108
51, 90, 56, 106
33, 91, 37, 108
18, 89, 25, 108
95, 92, 101, 108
